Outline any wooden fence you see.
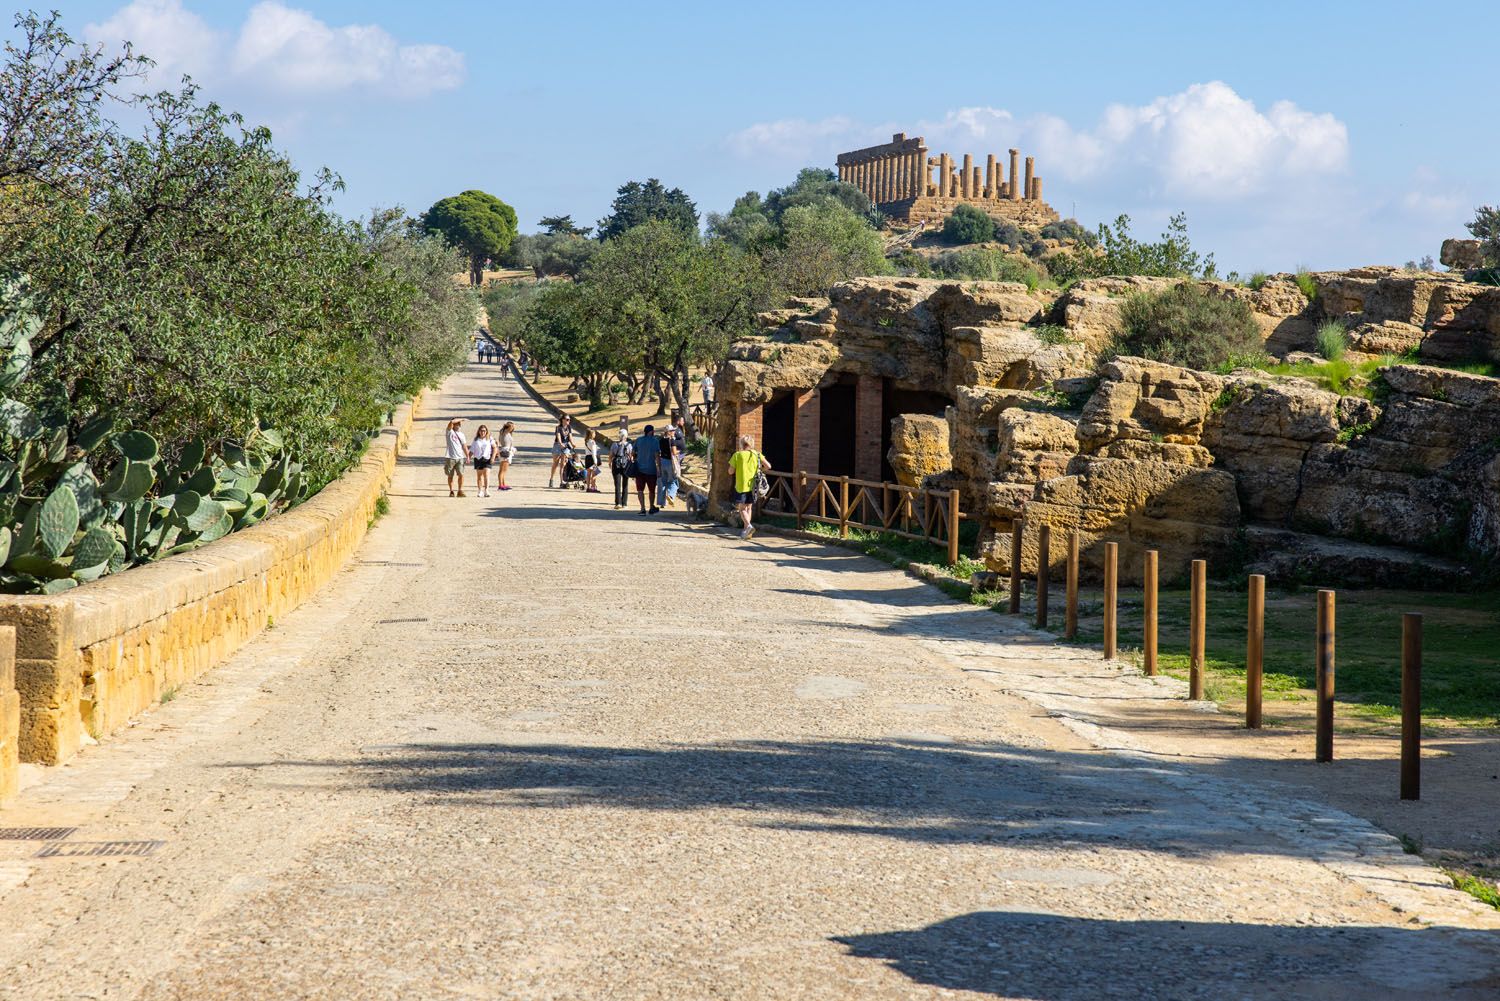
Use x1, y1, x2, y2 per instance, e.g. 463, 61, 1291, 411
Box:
760, 470, 964, 565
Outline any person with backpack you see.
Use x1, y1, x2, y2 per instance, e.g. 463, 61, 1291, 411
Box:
496, 421, 516, 491
632, 424, 661, 515
729, 434, 770, 540
608, 432, 634, 509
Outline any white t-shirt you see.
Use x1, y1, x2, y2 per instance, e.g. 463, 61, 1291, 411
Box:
701, 375, 715, 401
470, 437, 494, 461
500, 432, 514, 457
445, 429, 467, 461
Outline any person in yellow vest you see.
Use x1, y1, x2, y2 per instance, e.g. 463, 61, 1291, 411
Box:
728, 434, 770, 540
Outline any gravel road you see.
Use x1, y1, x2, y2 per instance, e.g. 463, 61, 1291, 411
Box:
1, 357, 1497, 1000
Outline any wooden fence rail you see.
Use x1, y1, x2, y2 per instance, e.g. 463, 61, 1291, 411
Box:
760, 470, 965, 565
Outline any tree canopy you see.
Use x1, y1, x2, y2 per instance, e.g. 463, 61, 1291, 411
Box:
423, 189, 518, 285
596, 178, 698, 240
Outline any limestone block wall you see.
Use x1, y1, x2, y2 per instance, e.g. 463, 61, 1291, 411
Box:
0, 627, 16, 804
0, 397, 419, 777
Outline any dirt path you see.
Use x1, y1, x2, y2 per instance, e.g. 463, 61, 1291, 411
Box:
1, 357, 1498, 1000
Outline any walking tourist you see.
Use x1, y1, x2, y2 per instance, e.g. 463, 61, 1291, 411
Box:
583, 429, 602, 493
633, 424, 661, 515
548, 415, 573, 489
444, 418, 469, 498
609, 432, 634, 509
701, 371, 715, 414
496, 421, 516, 491
729, 434, 769, 540
656, 424, 681, 509
470, 425, 495, 496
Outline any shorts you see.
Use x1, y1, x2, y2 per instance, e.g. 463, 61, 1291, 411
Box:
634, 473, 658, 492
444, 457, 463, 476
551, 443, 563, 457
733, 490, 755, 505
473, 458, 492, 471
584, 455, 597, 469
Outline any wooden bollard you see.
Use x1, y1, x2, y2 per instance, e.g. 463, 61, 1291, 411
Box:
1316, 589, 1335, 762
1246, 575, 1265, 728
1008, 522, 1023, 614
838, 476, 850, 538
1401, 612, 1422, 800
1189, 559, 1206, 700
1143, 550, 1158, 676
1064, 530, 1079, 640
1035, 524, 1051, 628
1102, 541, 1118, 660
946, 490, 960, 567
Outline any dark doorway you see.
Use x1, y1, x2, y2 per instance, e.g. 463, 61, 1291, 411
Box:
882, 382, 953, 483
763, 390, 796, 476
818, 375, 857, 477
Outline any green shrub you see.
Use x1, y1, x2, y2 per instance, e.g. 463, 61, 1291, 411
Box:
891, 248, 932, 277
930, 247, 1040, 288
992, 220, 1023, 248
1467, 205, 1500, 267
942, 204, 996, 245
1247, 271, 1269, 290
1316, 320, 1349, 361
1033, 323, 1072, 345
1116, 283, 1262, 372
1040, 218, 1094, 246
1294, 267, 1318, 300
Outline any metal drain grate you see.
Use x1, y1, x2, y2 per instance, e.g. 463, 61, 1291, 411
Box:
0, 827, 78, 841
35, 840, 164, 858
376, 617, 428, 624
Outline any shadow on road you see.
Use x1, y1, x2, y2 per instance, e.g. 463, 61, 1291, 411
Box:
833, 910, 1500, 999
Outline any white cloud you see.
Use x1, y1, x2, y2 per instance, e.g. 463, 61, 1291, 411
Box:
85, 0, 222, 85
726, 82, 1348, 201
85, 0, 464, 99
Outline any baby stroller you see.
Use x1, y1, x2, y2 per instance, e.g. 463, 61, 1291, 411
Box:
560, 447, 588, 489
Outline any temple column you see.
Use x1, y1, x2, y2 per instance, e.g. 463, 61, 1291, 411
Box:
1024, 156, 1035, 201
1009, 149, 1021, 201
860, 161, 871, 198
1033, 177, 1043, 202
960, 154, 972, 198
971, 166, 981, 199
880, 157, 891, 202
871, 159, 882, 203
985, 154, 997, 199
938, 154, 951, 200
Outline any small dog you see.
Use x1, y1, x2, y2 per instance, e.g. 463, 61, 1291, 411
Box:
683, 492, 708, 517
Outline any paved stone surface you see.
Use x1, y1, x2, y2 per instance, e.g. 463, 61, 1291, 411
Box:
1, 357, 1499, 1000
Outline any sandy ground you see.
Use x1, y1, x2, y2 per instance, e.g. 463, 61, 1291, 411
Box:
0, 356, 1498, 1000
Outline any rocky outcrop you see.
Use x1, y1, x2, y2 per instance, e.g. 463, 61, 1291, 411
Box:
887, 414, 951, 489
1441, 238, 1484, 271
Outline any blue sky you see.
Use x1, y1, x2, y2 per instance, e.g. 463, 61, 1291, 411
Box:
44, 0, 1500, 273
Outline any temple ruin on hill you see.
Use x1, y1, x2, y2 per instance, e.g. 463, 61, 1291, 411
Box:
836, 133, 1059, 227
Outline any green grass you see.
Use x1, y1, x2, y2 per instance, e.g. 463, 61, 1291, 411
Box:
1315, 320, 1348, 361
1247, 271, 1269, 290
159, 685, 180, 704
1446, 870, 1500, 910
1294, 267, 1318, 300
1071, 581, 1500, 726
1264, 353, 1410, 397
765, 516, 981, 577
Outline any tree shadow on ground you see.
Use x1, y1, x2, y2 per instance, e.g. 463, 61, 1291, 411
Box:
833, 910, 1500, 1000
247, 738, 1341, 860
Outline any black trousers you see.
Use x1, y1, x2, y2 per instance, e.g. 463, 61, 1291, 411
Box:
612, 466, 631, 506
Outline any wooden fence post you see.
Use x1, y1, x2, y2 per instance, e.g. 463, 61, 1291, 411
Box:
1065, 529, 1079, 640
1247, 574, 1265, 729
838, 476, 850, 538
1316, 589, 1335, 762
1035, 524, 1051, 628
947, 490, 960, 567
1103, 541, 1118, 659
1143, 549, 1158, 676
796, 471, 807, 530
1402, 612, 1421, 800
1009, 522, 1024, 614
1189, 559, 1206, 700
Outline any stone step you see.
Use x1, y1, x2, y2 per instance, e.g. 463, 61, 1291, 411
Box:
1244, 525, 1471, 590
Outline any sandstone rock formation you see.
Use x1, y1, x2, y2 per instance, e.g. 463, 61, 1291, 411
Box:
887, 414, 951, 489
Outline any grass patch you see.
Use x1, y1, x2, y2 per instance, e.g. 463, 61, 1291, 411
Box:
1033, 323, 1073, 345
1265, 353, 1409, 397
1315, 320, 1348, 361
1072, 581, 1500, 726
763, 516, 982, 578
1294, 267, 1318, 300
1446, 869, 1500, 910
160, 685, 180, 704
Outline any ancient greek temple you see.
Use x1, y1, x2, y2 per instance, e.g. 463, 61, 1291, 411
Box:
835, 133, 1058, 226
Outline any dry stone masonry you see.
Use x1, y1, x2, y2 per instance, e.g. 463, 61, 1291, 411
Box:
836, 133, 1059, 227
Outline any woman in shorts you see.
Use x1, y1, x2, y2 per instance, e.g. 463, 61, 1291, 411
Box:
548, 415, 573, 489
496, 421, 516, 491
470, 425, 495, 497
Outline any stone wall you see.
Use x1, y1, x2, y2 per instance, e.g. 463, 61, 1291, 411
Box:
0, 628, 16, 804
1, 397, 419, 776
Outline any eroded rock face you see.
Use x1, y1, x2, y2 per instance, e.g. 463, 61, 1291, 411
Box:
887, 414, 952, 489
1441, 238, 1484, 270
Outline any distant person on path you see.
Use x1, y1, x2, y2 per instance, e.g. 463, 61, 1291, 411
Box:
655, 425, 679, 510
471, 425, 495, 497
729, 434, 769, 540
583, 429, 602, 493
633, 423, 661, 515
548, 415, 574, 489
608, 432, 634, 509
700, 372, 715, 414
444, 418, 469, 498
496, 421, 516, 491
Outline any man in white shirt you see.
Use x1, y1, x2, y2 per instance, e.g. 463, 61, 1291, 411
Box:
444, 418, 469, 497
700, 372, 716, 414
